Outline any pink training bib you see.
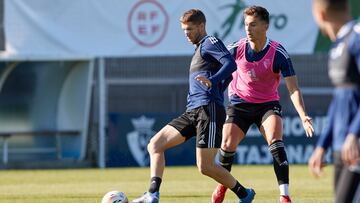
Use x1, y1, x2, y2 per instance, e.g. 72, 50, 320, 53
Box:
228, 38, 280, 103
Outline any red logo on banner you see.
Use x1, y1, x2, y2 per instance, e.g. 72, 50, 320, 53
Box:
128, 0, 169, 47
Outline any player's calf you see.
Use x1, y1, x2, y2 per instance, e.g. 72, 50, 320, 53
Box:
218, 149, 236, 171
269, 140, 289, 185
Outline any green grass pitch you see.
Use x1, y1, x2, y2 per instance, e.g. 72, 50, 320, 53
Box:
0, 165, 333, 203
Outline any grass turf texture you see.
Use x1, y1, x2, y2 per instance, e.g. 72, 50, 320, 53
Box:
0, 165, 333, 203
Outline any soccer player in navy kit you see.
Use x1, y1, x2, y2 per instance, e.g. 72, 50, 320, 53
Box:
211, 6, 314, 203
308, 0, 360, 202
133, 9, 255, 203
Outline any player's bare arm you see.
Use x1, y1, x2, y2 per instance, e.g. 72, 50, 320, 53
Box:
308, 147, 326, 178
284, 75, 314, 137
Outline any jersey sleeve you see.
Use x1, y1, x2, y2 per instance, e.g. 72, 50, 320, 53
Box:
348, 24, 360, 137
226, 41, 238, 59
201, 36, 236, 85
349, 108, 360, 138
274, 44, 296, 77
316, 100, 335, 150
349, 23, 360, 73
201, 36, 231, 61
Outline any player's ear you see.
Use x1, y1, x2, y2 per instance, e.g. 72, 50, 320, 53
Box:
265, 23, 269, 30
318, 9, 327, 22
314, 5, 327, 23
199, 22, 205, 31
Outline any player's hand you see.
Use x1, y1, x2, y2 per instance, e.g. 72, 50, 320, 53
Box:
341, 134, 360, 166
308, 147, 326, 178
302, 116, 314, 137
195, 75, 212, 88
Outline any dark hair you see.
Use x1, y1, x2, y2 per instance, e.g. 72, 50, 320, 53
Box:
180, 9, 206, 25
243, 6, 269, 24
314, 0, 349, 12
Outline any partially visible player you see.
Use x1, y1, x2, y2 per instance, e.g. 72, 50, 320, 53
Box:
211, 5, 314, 203
308, 0, 360, 202
132, 9, 255, 203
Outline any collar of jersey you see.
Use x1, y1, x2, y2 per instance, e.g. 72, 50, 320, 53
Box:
337, 20, 357, 39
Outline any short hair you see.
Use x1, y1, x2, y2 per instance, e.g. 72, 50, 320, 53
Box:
313, 0, 349, 13
243, 6, 269, 24
180, 9, 206, 25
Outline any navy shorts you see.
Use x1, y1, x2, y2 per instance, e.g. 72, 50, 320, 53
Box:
225, 101, 282, 134
168, 102, 225, 148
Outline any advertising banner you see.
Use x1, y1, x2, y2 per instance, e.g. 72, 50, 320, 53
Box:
2, 0, 321, 59
107, 113, 332, 167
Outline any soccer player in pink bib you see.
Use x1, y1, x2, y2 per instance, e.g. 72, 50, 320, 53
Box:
211, 5, 314, 203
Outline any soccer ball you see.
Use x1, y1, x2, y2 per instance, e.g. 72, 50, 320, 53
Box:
101, 190, 128, 203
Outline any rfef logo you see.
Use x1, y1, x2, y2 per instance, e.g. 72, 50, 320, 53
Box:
128, 0, 169, 47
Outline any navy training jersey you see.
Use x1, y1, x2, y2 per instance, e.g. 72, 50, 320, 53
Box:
317, 20, 360, 151
187, 35, 236, 110
328, 20, 360, 87
227, 38, 295, 104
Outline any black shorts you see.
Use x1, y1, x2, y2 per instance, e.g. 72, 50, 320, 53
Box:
168, 102, 225, 148
225, 101, 282, 134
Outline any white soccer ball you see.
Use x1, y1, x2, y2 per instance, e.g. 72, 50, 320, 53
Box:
101, 190, 128, 203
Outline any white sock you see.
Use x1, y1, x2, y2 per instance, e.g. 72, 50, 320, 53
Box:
279, 184, 289, 196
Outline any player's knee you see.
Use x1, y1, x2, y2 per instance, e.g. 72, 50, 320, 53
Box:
221, 134, 242, 151
147, 137, 162, 154
147, 141, 155, 155
221, 140, 237, 151
196, 162, 213, 176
